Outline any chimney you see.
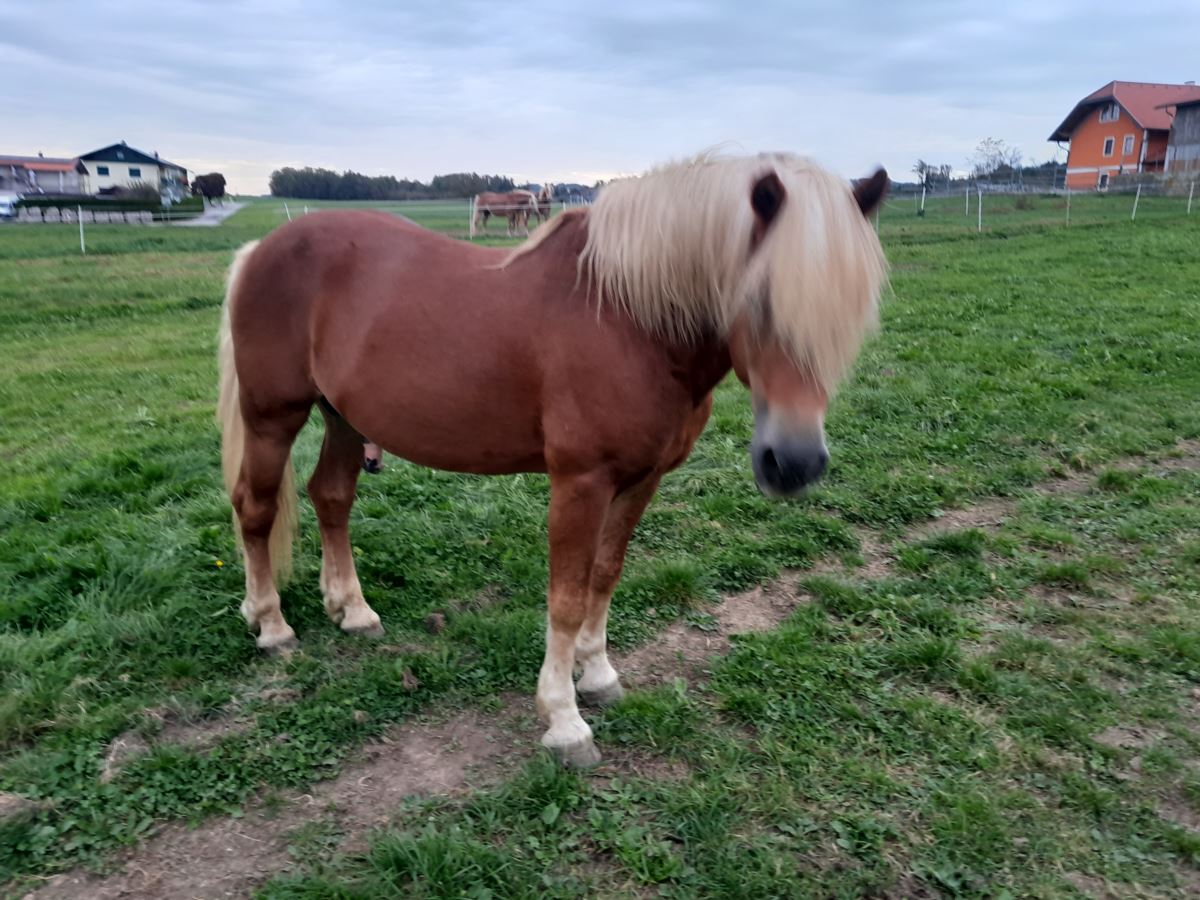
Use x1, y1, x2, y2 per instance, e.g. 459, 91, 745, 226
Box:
1187, 80, 1197, 86
38, 151, 44, 158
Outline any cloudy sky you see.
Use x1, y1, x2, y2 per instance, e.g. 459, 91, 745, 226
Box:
4, 1, 1199, 193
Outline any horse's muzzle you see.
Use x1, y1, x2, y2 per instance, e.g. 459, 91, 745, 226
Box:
751, 436, 829, 498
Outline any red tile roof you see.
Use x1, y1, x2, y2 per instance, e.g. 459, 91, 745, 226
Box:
0, 155, 87, 174
1049, 81, 1200, 141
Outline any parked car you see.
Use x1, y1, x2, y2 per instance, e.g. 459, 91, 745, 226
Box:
0, 195, 18, 218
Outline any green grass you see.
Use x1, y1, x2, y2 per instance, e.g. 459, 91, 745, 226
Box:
2, 199, 1200, 896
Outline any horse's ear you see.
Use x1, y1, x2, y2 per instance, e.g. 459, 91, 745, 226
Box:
750, 171, 786, 241
852, 168, 888, 217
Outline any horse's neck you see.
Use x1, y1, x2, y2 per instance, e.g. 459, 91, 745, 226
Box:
668, 332, 733, 405
510, 212, 733, 404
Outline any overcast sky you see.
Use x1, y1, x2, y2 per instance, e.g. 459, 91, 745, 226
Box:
4, 1, 1199, 193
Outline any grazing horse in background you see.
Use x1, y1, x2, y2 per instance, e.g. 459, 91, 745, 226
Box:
535, 183, 555, 223
217, 152, 889, 767
472, 189, 537, 237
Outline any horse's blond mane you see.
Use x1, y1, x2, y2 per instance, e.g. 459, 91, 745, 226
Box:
507, 153, 887, 392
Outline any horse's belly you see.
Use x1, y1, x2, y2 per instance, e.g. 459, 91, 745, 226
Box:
370, 400, 546, 475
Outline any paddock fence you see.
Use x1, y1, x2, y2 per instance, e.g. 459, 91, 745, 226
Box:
884, 173, 1197, 236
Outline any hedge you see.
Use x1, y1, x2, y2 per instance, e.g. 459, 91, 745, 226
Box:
16, 195, 204, 213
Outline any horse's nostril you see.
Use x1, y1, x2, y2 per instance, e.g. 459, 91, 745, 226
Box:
760, 447, 782, 485
813, 449, 830, 480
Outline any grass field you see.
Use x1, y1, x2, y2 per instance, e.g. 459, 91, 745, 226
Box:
2, 197, 1200, 897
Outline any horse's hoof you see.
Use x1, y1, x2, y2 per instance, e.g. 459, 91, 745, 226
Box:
258, 634, 298, 656
578, 680, 625, 707
343, 621, 385, 639
546, 738, 602, 770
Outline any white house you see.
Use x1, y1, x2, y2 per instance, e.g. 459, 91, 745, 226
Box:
78, 141, 189, 201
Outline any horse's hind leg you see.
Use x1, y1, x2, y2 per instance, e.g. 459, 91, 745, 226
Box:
234, 409, 309, 652
576, 474, 661, 707
308, 409, 383, 636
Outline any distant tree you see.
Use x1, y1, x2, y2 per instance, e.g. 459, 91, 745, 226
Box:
912, 160, 954, 190
192, 173, 227, 202
971, 138, 1023, 183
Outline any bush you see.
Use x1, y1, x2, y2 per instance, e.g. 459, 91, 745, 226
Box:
18, 194, 204, 216
110, 181, 162, 203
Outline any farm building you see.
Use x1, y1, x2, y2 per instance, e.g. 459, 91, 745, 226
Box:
1164, 97, 1200, 174
1049, 80, 1200, 189
78, 141, 189, 202
0, 154, 88, 196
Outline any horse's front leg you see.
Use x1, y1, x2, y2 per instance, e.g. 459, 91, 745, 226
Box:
538, 471, 614, 768
575, 474, 662, 706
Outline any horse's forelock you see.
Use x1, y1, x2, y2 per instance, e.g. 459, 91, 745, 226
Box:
578, 153, 887, 392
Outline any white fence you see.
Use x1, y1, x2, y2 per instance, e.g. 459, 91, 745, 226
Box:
885, 175, 1197, 234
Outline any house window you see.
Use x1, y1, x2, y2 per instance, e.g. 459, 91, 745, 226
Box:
1098, 173, 1110, 190
129, 167, 141, 178
1103, 137, 1115, 157
97, 165, 109, 176
1123, 135, 1135, 156
1099, 103, 1120, 123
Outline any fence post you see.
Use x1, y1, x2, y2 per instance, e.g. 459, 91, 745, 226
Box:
469, 196, 476, 239
1189, 182, 1195, 215
1065, 186, 1071, 226
977, 190, 982, 232
965, 185, 969, 216
1131, 184, 1141, 221
303, 205, 309, 215
284, 202, 292, 222
78, 205, 85, 255
919, 185, 926, 217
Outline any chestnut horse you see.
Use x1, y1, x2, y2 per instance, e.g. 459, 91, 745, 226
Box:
471, 189, 537, 237
534, 183, 555, 223
217, 153, 888, 767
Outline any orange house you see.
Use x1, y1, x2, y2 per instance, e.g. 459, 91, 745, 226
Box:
1049, 81, 1200, 189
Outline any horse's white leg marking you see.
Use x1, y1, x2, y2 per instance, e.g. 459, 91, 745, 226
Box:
319, 530, 382, 635
537, 473, 611, 767
575, 604, 621, 705
575, 474, 660, 706
241, 546, 296, 652
538, 618, 597, 763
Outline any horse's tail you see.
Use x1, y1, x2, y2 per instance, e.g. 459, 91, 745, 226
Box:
216, 239, 297, 585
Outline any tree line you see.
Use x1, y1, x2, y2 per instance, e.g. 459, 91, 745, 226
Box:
909, 138, 1063, 191
268, 167, 517, 200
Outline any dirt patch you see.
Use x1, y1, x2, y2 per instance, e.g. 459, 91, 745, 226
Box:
1093, 724, 1165, 752
0, 792, 40, 822
1064, 871, 1118, 899
1158, 795, 1200, 833
596, 749, 691, 785
98, 733, 152, 785
97, 708, 256, 784
27, 708, 528, 900
618, 576, 807, 688
908, 496, 1018, 540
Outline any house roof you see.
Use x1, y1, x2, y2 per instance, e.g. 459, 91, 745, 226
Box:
1159, 96, 1200, 111
1049, 81, 1200, 141
79, 142, 187, 171
0, 155, 88, 174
